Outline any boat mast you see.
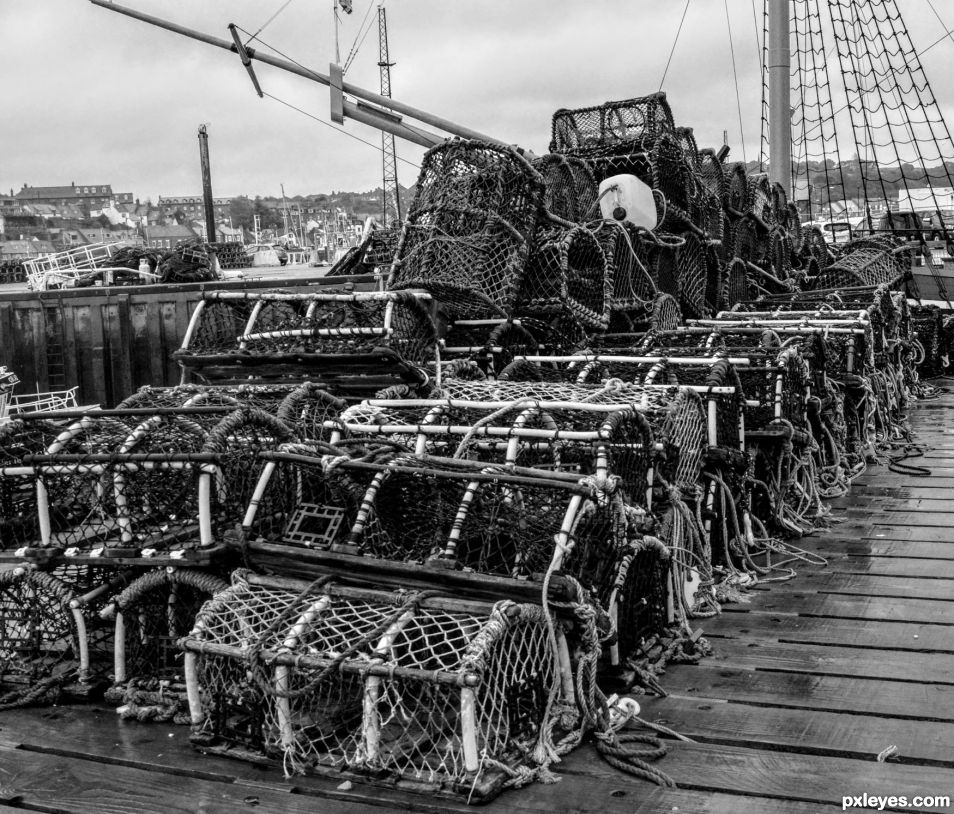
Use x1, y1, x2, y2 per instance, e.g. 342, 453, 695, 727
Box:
768, 0, 792, 195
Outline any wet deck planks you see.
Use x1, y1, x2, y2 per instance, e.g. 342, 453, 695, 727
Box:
1, 396, 953, 812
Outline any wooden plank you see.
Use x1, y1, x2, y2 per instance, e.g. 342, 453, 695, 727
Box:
698, 638, 954, 684
0, 742, 457, 814
806, 539, 954, 559
640, 697, 954, 767
724, 591, 954, 623
773, 554, 954, 579
826, 524, 954, 542
88, 297, 110, 406
161, 299, 183, 386
762, 569, 954, 600
61, 302, 80, 390
143, 298, 165, 388
644, 740, 954, 811
114, 292, 134, 400
710, 609, 954, 652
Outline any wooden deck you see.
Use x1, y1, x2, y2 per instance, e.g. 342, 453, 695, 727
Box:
1, 395, 953, 813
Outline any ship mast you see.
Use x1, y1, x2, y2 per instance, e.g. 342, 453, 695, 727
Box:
378, 5, 402, 227
768, 0, 792, 195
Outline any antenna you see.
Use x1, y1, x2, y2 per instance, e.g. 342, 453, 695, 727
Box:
378, 5, 402, 227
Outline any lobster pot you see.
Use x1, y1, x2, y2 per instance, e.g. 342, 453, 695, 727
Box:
610, 537, 672, 662
103, 568, 228, 717
674, 233, 721, 319
811, 240, 908, 290
0, 419, 65, 552
0, 564, 125, 701
363, 226, 402, 269
347, 456, 630, 589
518, 224, 613, 331
388, 140, 545, 320
184, 573, 581, 802
24, 416, 133, 554
532, 153, 598, 223
175, 291, 437, 391
439, 319, 548, 378
550, 92, 676, 157
911, 305, 946, 378
330, 394, 656, 505
118, 383, 298, 414
437, 379, 709, 497
594, 221, 656, 317
241, 444, 375, 551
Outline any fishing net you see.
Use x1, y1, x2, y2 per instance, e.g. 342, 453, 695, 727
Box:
102, 568, 229, 722
275, 383, 349, 442
388, 140, 545, 320
440, 319, 546, 378
183, 571, 592, 801
117, 383, 297, 413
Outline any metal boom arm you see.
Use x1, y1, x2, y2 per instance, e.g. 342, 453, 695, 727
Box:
88, 0, 509, 150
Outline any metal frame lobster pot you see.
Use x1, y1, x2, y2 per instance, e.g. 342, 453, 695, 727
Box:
0, 563, 133, 704
182, 570, 593, 802
8, 407, 293, 565
100, 567, 229, 721
174, 291, 437, 397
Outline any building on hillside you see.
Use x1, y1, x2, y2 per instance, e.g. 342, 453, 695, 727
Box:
158, 196, 232, 221
76, 226, 140, 245
142, 223, 197, 249
16, 183, 115, 212
0, 240, 42, 260
214, 224, 245, 243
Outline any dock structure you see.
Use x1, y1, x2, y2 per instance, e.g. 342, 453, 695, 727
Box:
0, 392, 950, 812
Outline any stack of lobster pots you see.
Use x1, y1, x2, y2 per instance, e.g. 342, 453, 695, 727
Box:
0, 92, 937, 802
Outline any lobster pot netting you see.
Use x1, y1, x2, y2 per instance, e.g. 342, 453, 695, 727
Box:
0, 564, 123, 701
439, 319, 545, 378
334, 395, 655, 499
532, 153, 598, 224
243, 445, 379, 550
550, 93, 676, 156
117, 383, 297, 414
178, 292, 438, 370
438, 378, 709, 497
518, 225, 612, 330
0, 419, 67, 551
275, 384, 348, 442
810, 242, 909, 291
0, 568, 78, 693
350, 458, 629, 590
104, 568, 229, 716
911, 306, 946, 378
388, 140, 545, 320
184, 573, 582, 801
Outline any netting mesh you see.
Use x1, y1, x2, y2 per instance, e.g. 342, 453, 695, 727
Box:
518, 225, 612, 330
388, 140, 545, 320
105, 568, 229, 718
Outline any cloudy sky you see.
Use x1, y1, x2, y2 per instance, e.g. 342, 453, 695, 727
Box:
1, 0, 952, 202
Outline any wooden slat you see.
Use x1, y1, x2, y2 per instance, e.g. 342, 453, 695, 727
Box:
724, 591, 954, 622
710, 609, 954, 652
640, 697, 954, 767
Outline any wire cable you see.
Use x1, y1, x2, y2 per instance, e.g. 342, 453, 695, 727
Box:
247, 0, 296, 46
724, 0, 748, 164
659, 0, 691, 91
263, 91, 421, 169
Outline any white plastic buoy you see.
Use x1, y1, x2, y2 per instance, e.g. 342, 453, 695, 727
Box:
598, 173, 658, 229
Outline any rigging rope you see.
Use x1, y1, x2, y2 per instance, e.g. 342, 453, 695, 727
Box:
659, 0, 692, 91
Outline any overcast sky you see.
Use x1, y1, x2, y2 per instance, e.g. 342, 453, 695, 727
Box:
1, 1, 952, 202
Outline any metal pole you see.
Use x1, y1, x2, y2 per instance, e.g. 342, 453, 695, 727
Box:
88, 0, 507, 148
198, 125, 216, 244
768, 0, 792, 195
